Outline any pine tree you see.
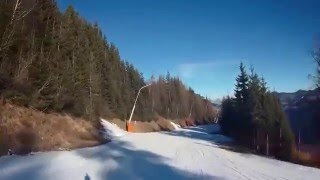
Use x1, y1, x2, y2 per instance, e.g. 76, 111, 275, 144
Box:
220, 63, 294, 160
234, 62, 249, 106
248, 67, 263, 127
233, 63, 252, 141
220, 96, 236, 135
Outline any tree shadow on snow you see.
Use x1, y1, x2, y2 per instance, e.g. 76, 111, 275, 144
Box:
161, 125, 232, 144
75, 139, 225, 180
0, 153, 52, 180
161, 125, 253, 156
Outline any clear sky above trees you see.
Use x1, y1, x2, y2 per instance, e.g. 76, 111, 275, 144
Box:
57, 0, 320, 99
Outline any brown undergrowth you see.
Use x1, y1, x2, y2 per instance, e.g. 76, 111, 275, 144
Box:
0, 101, 106, 156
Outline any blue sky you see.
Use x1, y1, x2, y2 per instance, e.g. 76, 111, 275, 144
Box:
57, 0, 320, 100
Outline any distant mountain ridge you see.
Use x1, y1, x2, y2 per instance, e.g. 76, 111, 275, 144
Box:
274, 88, 320, 144
273, 88, 320, 109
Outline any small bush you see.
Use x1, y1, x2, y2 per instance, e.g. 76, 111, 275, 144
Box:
3, 91, 30, 107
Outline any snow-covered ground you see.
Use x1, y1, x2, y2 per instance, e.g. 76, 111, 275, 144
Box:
100, 119, 126, 139
1, 124, 320, 180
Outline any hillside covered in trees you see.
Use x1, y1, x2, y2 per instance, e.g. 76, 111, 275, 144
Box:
0, 0, 216, 122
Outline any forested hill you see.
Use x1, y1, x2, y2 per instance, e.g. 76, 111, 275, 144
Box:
0, 0, 216, 122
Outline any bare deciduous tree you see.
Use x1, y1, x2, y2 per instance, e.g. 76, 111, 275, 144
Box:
0, 0, 37, 70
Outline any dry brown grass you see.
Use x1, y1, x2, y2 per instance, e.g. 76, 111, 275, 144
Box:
177, 119, 187, 128
293, 145, 320, 167
15, 127, 37, 155
126, 117, 213, 133
0, 99, 216, 156
109, 116, 175, 133
156, 118, 175, 131
0, 102, 105, 156
185, 118, 196, 126
108, 118, 126, 130
149, 121, 161, 131
129, 120, 162, 132
292, 149, 311, 163
105, 118, 161, 133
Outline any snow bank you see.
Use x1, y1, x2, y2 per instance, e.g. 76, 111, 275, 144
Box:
100, 118, 126, 139
170, 121, 181, 130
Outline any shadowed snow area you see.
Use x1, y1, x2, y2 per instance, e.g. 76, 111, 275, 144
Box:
1, 124, 320, 180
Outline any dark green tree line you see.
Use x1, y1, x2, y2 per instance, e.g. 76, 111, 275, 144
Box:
220, 63, 294, 160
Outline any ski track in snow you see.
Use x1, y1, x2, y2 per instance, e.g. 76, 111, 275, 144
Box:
0, 124, 320, 180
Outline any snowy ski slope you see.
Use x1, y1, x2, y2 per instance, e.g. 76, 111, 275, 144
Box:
0, 124, 319, 180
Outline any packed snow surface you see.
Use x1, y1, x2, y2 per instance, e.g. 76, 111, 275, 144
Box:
1, 124, 320, 180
